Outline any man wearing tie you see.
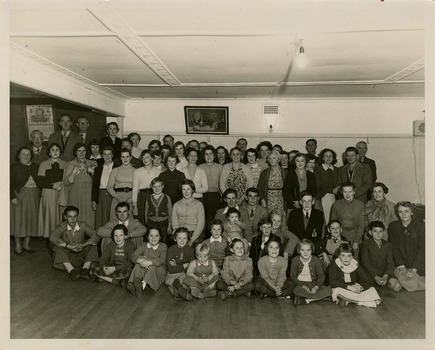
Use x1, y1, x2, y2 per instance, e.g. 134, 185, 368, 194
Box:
28, 129, 48, 165
287, 191, 324, 244
48, 114, 82, 161
244, 187, 268, 241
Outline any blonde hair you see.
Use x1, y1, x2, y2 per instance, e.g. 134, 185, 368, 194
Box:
195, 243, 210, 256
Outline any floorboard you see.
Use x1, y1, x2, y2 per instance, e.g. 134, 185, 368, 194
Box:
10, 238, 425, 339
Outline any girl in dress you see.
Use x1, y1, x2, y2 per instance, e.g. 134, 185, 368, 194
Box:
290, 239, 332, 305
254, 239, 293, 298
217, 239, 254, 299
127, 228, 168, 298
329, 243, 381, 308
165, 227, 195, 300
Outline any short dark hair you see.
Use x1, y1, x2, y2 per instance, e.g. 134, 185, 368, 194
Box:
128, 132, 141, 141
115, 201, 130, 211
245, 187, 259, 196
106, 122, 119, 132
63, 205, 79, 216
73, 143, 87, 156
120, 148, 132, 157
225, 207, 240, 219
394, 201, 415, 216
243, 148, 258, 163
306, 138, 317, 145
337, 242, 354, 256
223, 188, 237, 199
111, 224, 128, 240
299, 190, 314, 200
258, 217, 273, 232
341, 181, 356, 190
101, 146, 114, 154
263, 238, 283, 256
371, 182, 389, 195
368, 220, 385, 231
148, 139, 161, 149
209, 219, 223, 232
179, 179, 196, 193
121, 137, 133, 147
345, 146, 357, 154
47, 143, 62, 157
256, 141, 272, 152
319, 148, 337, 165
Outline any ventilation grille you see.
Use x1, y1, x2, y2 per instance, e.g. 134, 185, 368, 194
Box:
263, 105, 279, 115
413, 120, 425, 137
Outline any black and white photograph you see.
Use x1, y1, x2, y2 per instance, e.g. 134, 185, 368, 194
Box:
1, 0, 434, 349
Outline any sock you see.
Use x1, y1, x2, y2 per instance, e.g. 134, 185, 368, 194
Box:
141, 280, 147, 290
64, 263, 74, 273
83, 261, 91, 269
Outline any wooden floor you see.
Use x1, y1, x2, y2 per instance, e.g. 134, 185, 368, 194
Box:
10, 238, 425, 339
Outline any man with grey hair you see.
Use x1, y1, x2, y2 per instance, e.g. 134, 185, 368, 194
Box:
28, 129, 48, 164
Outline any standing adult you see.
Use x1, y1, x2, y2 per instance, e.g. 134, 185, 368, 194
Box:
388, 201, 425, 292
106, 148, 135, 220
92, 146, 118, 228
314, 148, 340, 223
10, 146, 40, 255
257, 150, 287, 217
87, 139, 101, 160
132, 149, 161, 225
163, 134, 175, 150
180, 148, 208, 200
236, 138, 248, 158
48, 114, 82, 162
365, 182, 396, 240
120, 138, 142, 168
305, 138, 321, 165
174, 141, 188, 170
244, 148, 263, 188
282, 153, 317, 211
244, 187, 268, 240
62, 143, 97, 228
28, 129, 48, 165
216, 146, 231, 166
199, 145, 223, 236
338, 146, 372, 203
99, 122, 122, 160
128, 132, 143, 159
160, 152, 186, 206
220, 147, 254, 206
76, 116, 92, 153
256, 141, 272, 169
356, 141, 377, 183
36, 143, 66, 239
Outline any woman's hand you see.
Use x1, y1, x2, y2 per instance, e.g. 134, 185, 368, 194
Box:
11, 198, 19, 206
310, 285, 319, 294
293, 201, 300, 209
52, 181, 62, 191
302, 285, 312, 294
234, 283, 241, 290
228, 286, 236, 293
374, 276, 383, 286
320, 253, 330, 267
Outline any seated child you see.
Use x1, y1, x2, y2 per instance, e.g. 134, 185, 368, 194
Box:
314, 220, 349, 270
202, 219, 229, 269
217, 239, 254, 299
329, 243, 381, 308
290, 239, 332, 305
270, 211, 299, 259
127, 228, 168, 298
165, 227, 195, 300
89, 224, 135, 287
360, 221, 402, 292
255, 239, 293, 298
179, 243, 220, 300
222, 208, 249, 253
250, 217, 281, 277
145, 177, 173, 244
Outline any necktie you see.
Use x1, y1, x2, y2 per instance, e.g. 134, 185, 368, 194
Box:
62, 133, 68, 146
80, 134, 85, 142
250, 209, 255, 219
35, 148, 40, 155
305, 211, 309, 219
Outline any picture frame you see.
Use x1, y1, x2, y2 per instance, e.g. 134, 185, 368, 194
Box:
25, 104, 54, 141
184, 106, 229, 135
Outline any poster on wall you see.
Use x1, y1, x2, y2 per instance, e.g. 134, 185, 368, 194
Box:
25, 104, 54, 141
184, 106, 229, 135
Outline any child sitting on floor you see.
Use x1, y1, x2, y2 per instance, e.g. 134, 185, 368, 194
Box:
165, 227, 195, 300
255, 239, 293, 298
360, 221, 402, 292
270, 211, 299, 260
222, 208, 249, 253
314, 220, 349, 269
179, 243, 220, 300
290, 239, 332, 305
202, 219, 229, 269
329, 242, 381, 308
127, 228, 167, 298
217, 239, 254, 300
89, 224, 135, 287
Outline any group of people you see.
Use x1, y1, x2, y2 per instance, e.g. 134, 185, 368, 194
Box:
10, 113, 425, 308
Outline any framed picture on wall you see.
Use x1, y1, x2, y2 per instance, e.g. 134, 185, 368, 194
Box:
25, 104, 54, 141
184, 106, 229, 135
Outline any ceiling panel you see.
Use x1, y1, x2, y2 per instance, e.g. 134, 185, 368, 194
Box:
11, 37, 164, 84
10, 9, 109, 34
144, 36, 294, 83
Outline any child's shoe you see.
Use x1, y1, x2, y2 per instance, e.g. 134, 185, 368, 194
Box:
293, 296, 306, 306
219, 291, 230, 300
205, 290, 217, 298
191, 288, 205, 299
178, 287, 193, 301
133, 278, 143, 298
338, 297, 348, 307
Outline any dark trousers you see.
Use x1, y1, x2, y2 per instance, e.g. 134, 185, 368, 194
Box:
254, 277, 294, 297
53, 245, 99, 270
216, 280, 255, 297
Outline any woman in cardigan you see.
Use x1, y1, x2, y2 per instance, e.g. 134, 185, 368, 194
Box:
36, 143, 66, 239
180, 147, 208, 201
388, 201, 425, 292
244, 147, 263, 188
171, 179, 205, 247
365, 182, 396, 240
62, 143, 97, 227
282, 153, 317, 210
10, 146, 40, 255
257, 150, 287, 217
220, 147, 253, 206
313, 148, 340, 223
99, 122, 122, 159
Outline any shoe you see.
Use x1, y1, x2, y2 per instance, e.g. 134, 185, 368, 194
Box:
23, 248, 36, 254
120, 278, 127, 289
204, 290, 217, 298
14, 251, 25, 257
245, 292, 251, 298
219, 291, 230, 300
79, 268, 90, 280
69, 269, 80, 281
339, 298, 348, 308
178, 287, 193, 301
190, 288, 205, 299
293, 296, 307, 306
172, 287, 180, 299
133, 278, 143, 298
127, 282, 136, 296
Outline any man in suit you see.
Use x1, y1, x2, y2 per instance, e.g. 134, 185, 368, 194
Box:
76, 116, 91, 146
48, 113, 82, 161
287, 190, 324, 244
214, 188, 253, 242
92, 146, 119, 228
50, 206, 100, 281
243, 187, 268, 241
305, 138, 322, 165
28, 129, 48, 164
97, 201, 147, 253
338, 146, 373, 203
356, 141, 377, 200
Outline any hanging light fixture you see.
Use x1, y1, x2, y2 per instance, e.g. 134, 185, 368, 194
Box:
297, 40, 307, 68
